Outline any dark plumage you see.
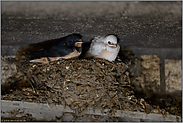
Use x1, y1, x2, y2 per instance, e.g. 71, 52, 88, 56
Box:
15, 33, 83, 64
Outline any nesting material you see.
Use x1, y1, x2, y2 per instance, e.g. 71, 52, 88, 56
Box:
1, 57, 181, 121
2, 59, 147, 115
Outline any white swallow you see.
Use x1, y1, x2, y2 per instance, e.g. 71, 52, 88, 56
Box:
85, 35, 120, 62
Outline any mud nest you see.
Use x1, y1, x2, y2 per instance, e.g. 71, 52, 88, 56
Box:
2, 58, 149, 115
2, 57, 181, 121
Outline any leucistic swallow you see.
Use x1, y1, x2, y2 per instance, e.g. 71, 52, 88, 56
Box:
16, 33, 83, 64
84, 35, 120, 62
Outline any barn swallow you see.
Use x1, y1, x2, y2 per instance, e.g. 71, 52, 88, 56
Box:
84, 35, 120, 62
15, 33, 83, 64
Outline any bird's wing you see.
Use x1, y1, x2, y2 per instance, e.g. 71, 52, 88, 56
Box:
27, 41, 74, 60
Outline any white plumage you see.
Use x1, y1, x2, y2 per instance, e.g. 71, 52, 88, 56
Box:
85, 35, 120, 62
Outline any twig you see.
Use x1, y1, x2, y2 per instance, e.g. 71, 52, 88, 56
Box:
75, 73, 83, 79
119, 84, 131, 87
111, 94, 117, 101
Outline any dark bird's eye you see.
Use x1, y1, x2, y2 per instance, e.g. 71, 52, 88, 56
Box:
108, 41, 111, 44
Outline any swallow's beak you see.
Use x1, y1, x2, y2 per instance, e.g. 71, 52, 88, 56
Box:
74, 41, 83, 47
109, 44, 117, 48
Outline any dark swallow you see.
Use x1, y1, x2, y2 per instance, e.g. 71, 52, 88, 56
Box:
15, 33, 83, 64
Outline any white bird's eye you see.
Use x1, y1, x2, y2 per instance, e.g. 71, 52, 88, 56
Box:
108, 41, 112, 44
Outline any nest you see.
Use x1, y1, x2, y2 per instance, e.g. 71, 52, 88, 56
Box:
2, 58, 150, 120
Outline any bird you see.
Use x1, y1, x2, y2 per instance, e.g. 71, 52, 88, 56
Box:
15, 33, 83, 64
84, 34, 120, 62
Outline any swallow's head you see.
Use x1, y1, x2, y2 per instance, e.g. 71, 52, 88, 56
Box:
65, 33, 83, 46
103, 35, 118, 49
66, 33, 83, 53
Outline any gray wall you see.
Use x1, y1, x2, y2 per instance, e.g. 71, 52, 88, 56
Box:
1, 1, 182, 56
